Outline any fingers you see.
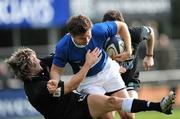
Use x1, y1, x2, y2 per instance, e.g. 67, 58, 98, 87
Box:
87, 49, 90, 54
85, 47, 102, 66
91, 47, 101, 56
143, 57, 154, 71
114, 54, 126, 62
114, 52, 130, 62
47, 80, 58, 94
143, 60, 153, 70
87, 47, 101, 57
119, 66, 126, 73
143, 62, 150, 71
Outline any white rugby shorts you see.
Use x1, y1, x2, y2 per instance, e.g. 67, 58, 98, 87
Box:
77, 58, 126, 94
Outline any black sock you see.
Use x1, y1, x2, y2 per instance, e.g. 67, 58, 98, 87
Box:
131, 99, 162, 113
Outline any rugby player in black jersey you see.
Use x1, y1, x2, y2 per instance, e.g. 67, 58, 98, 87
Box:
102, 10, 155, 119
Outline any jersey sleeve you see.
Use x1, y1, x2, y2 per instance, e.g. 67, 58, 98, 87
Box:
40, 53, 54, 67
53, 45, 67, 68
104, 21, 117, 38
93, 21, 117, 40
139, 26, 151, 41
129, 26, 151, 48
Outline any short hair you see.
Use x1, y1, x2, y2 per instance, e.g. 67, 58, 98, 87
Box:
67, 15, 92, 36
5, 48, 36, 81
102, 10, 125, 22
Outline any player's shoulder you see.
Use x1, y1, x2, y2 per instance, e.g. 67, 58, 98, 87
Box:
129, 26, 151, 34
93, 21, 116, 29
56, 33, 71, 48
92, 21, 116, 37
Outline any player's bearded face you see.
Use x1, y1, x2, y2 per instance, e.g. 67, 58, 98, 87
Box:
73, 29, 92, 47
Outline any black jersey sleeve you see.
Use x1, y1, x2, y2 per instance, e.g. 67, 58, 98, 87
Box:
40, 53, 54, 67
139, 26, 151, 41
129, 26, 151, 49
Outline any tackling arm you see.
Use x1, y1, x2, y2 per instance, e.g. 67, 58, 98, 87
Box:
48, 48, 101, 94
47, 64, 64, 94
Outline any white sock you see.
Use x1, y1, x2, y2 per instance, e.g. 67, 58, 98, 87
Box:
121, 98, 134, 112
147, 101, 151, 107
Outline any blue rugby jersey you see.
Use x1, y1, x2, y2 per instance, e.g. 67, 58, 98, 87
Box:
53, 21, 117, 76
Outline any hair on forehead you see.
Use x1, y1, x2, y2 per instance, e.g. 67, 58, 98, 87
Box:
67, 15, 92, 36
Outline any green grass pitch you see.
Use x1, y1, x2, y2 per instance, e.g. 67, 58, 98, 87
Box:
114, 108, 180, 119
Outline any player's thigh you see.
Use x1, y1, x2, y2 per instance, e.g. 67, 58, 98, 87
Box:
87, 94, 125, 118
80, 85, 106, 95
87, 94, 113, 118
111, 88, 130, 98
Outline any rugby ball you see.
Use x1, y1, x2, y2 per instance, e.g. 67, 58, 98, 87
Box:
104, 36, 125, 58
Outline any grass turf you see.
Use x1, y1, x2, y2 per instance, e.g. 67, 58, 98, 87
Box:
114, 108, 180, 119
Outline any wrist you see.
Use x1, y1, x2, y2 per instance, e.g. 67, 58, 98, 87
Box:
84, 62, 92, 69
146, 54, 153, 57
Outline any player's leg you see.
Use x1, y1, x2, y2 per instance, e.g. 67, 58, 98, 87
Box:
121, 69, 140, 119
88, 94, 121, 118
125, 80, 140, 118
125, 89, 138, 119
87, 91, 175, 118
97, 58, 131, 119
111, 89, 134, 119
101, 58, 133, 119
128, 90, 138, 98
119, 90, 138, 119
126, 72, 140, 99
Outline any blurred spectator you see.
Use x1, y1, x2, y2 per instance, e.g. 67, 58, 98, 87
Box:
154, 34, 177, 70
0, 61, 23, 89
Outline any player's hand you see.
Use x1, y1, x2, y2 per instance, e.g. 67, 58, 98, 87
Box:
47, 79, 59, 94
143, 56, 154, 70
85, 47, 101, 67
119, 65, 127, 73
114, 51, 130, 62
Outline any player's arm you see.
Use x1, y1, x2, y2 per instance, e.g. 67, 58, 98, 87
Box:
48, 64, 64, 94
48, 48, 100, 94
143, 27, 155, 70
114, 21, 132, 61
64, 48, 100, 94
145, 27, 154, 57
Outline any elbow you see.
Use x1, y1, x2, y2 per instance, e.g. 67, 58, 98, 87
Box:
65, 84, 79, 94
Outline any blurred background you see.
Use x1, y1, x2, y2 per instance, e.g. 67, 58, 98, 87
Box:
0, 0, 180, 119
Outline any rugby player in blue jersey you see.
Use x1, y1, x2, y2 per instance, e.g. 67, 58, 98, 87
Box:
102, 10, 155, 119
49, 15, 133, 118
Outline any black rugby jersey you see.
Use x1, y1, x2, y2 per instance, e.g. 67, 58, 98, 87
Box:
23, 55, 92, 119
121, 26, 151, 85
